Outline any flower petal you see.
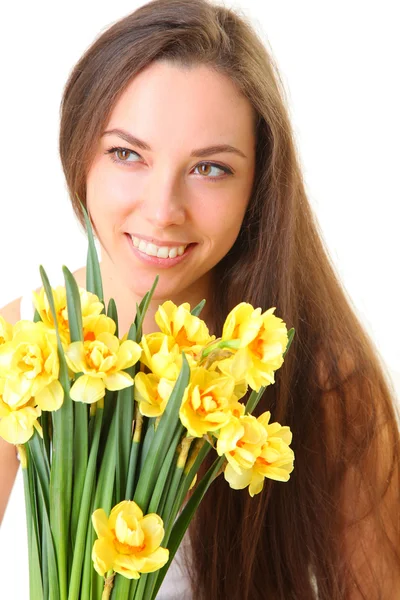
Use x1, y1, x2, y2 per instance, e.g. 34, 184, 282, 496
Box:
103, 371, 134, 391
70, 375, 105, 404
35, 379, 64, 411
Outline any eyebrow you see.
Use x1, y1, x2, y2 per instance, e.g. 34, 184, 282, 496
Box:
102, 128, 247, 159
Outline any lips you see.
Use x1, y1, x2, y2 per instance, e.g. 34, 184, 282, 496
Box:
125, 233, 197, 269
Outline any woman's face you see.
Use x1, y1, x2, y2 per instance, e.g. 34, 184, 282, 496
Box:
86, 60, 256, 302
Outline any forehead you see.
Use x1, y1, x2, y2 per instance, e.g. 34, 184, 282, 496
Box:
105, 60, 256, 146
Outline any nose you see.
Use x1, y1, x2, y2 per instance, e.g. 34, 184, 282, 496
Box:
140, 169, 186, 228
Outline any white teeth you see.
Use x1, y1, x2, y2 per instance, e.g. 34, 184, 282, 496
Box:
130, 235, 189, 259
157, 246, 170, 259
146, 243, 158, 257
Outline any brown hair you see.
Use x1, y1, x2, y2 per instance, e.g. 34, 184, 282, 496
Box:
59, 1, 400, 597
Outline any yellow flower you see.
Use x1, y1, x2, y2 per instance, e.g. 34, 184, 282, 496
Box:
91, 500, 169, 579
0, 321, 64, 411
216, 412, 266, 471
155, 301, 215, 356
140, 333, 182, 380
0, 316, 13, 345
221, 303, 289, 391
65, 333, 141, 403
221, 411, 294, 496
82, 314, 116, 341
179, 367, 243, 438
134, 372, 175, 417
0, 394, 41, 444
32, 285, 104, 344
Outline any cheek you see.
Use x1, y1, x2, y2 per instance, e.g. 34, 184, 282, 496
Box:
197, 197, 247, 247
86, 163, 140, 217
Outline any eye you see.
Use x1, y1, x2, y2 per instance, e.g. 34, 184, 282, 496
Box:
193, 162, 232, 179
105, 146, 140, 164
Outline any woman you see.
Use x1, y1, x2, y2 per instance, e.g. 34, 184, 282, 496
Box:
1, 0, 399, 597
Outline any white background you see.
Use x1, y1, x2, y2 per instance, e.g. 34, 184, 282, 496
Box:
0, 1, 399, 597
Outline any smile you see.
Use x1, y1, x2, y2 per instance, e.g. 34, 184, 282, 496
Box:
125, 234, 197, 269
129, 235, 188, 259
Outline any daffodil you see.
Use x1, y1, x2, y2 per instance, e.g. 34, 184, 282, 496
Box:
0, 316, 13, 345
32, 285, 104, 344
221, 410, 294, 496
216, 412, 266, 470
91, 500, 169, 579
0, 320, 64, 411
0, 394, 42, 444
155, 301, 215, 356
179, 367, 244, 438
220, 303, 289, 391
140, 333, 182, 380
134, 372, 175, 417
65, 333, 141, 403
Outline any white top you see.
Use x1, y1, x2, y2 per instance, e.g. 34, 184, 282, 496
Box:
0, 288, 192, 599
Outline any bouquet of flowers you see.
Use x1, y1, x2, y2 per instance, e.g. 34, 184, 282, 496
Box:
0, 205, 295, 599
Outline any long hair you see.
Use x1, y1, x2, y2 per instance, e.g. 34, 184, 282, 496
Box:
59, 1, 400, 597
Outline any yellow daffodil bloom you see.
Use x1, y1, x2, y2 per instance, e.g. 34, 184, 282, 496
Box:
216, 412, 266, 470
0, 316, 13, 345
32, 285, 104, 344
140, 333, 182, 380
221, 303, 289, 392
179, 367, 244, 438
0, 394, 42, 444
221, 410, 294, 496
91, 500, 169, 579
0, 321, 64, 411
155, 301, 215, 356
65, 333, 141, 403
134, 372, 175, 417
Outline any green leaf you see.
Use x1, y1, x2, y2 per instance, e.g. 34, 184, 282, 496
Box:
245, 386, 266, 414
115, 323, 137, 503
63, 265, 89, 548
40, 266, 73, 600
134, 276, 159, 340
79, 196, 104, 305
147, 422, 184, 514
22, 456, 44, 600
68, 406, 103, 600
133, 353, 190, 513
283, 327, 295, 358
107, 298, 118, 337
190, 298, 206, 317
151, 454, 224, 600
63, 265, 84, 343
27, 444, 60, 600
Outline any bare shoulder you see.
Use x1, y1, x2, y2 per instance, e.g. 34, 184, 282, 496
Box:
0, 297, 22, 326
0, 267, 87, 327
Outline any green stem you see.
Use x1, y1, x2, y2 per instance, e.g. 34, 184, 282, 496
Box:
67, 405, 103, 600
22, 451, 44, 600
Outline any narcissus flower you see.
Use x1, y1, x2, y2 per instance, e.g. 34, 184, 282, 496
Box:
32, 285, 104, 344
179, 367, 244, 438
92, 500, 169, 579
65, 333, 142, 403
0, 320, 64, 411
140, 333, 184, 380
0, 316, 13, 345
134, 372, 175, 417
0, 394, 42, 444
220, 303, 289, 391
219, 410, 294, 496
155, 301, 215, 356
